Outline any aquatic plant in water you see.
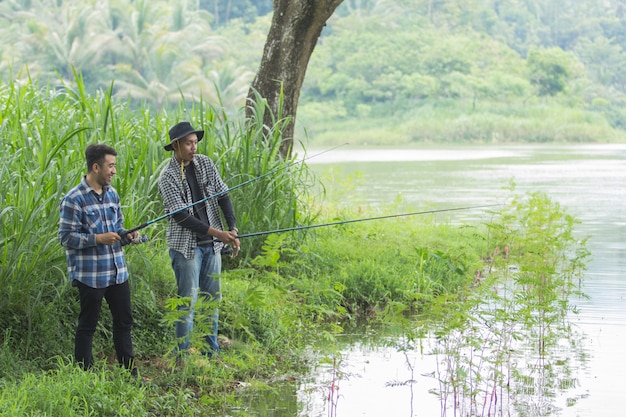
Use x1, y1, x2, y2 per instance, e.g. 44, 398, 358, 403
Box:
425, 191, 590, 416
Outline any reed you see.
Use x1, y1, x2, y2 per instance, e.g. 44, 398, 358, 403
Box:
0, 81, 86, 359
0, 76, 312, 361
425, 189, 590, 415
0, 77, 591, 416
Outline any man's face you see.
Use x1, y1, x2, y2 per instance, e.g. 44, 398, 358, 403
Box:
94, 154, 116, 187
174, 134, 198, 162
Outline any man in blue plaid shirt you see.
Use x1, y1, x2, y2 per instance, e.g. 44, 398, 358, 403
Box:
59, 144, 139, 375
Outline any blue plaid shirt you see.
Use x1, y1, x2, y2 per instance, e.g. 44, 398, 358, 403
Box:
58, 177, 131, 288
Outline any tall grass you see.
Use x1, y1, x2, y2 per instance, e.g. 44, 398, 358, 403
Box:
0, 77, 312, 362
0, 81, 88, 361
421, 190, 590, 415
187, 90, 318, 259
0, 77, 590, 415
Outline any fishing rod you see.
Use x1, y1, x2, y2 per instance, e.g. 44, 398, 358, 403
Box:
235, 204, 504, 239
126, 143, 348, 234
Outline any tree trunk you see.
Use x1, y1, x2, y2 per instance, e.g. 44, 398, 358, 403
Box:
246, 0, 343, 158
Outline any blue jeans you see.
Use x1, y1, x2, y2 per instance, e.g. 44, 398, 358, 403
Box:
170, 245, 222, 355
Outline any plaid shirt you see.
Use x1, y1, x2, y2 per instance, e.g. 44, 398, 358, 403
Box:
158, 155, 229, 259
58, 177, 131, 288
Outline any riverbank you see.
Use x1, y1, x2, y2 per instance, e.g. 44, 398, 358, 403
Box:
0, 80, 594, 416
0, 191, 586, 416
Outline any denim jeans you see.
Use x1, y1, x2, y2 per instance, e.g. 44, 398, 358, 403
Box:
74, 280, 134, 371
170, 245, 222, 355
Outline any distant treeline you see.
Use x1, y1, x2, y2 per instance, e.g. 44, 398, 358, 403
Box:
298, 0, 626, 140
1, 0, 624, 142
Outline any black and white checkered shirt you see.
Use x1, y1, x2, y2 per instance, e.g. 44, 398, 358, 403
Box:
158, 155, 229, 259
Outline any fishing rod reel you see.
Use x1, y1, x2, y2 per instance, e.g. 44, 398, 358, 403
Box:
221, 245, 234, 257
131, 234, 150, 245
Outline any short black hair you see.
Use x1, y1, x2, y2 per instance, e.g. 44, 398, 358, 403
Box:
85, 144, 117, 172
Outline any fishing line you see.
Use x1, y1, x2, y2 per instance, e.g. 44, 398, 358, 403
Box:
235, 204, 504, 239
126, 143, 348, 234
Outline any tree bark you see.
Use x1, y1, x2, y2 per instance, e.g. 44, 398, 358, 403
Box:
246, 0, 343, 158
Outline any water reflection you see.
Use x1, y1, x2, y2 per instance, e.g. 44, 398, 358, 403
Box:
425, 294, 588, 416
290, 275, 589, 417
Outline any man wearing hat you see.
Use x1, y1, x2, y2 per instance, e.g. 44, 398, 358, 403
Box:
158, 121, 240, 358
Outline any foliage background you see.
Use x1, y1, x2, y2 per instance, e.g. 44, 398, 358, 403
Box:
1, 0, 625, 144
0, 0, 604, 414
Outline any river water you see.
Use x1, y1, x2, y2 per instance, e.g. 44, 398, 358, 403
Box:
242, 144, 626, 416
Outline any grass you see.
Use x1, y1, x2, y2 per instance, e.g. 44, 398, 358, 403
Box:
0, 358, 149, 417
0, 190, 588, 415
0, 78, 590, 415
0, 76, 310, 356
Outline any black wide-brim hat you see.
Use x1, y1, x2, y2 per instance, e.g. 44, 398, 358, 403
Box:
164, 121, 204, 151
